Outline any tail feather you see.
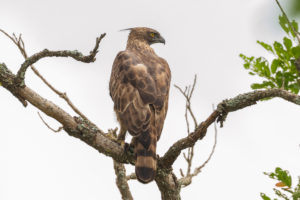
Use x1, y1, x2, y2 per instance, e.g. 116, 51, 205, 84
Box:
135, 130, 157, 183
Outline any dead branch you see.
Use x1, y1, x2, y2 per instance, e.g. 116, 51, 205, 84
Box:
15, 33, 106, 86
179, 112, 218, 187
175, 75, 198, 179
113, 160, 134, 200
174, 74, 198, 128
0, 29, 100, 122
176, 79, 218, 188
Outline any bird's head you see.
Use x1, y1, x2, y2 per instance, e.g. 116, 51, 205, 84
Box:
123, 27, 165, 45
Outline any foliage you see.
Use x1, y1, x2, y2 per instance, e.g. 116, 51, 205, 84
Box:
260, 167, 300, 200
240, 15, 300, 94
289, 0, 300, 17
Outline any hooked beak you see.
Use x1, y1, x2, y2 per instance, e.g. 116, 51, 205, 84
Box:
158, 36, 166, 45
152, 36, 166, 45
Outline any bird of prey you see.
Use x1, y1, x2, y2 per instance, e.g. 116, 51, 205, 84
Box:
109, 27, 171, 183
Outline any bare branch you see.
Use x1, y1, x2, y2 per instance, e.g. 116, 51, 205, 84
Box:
179, 108, 218, 187
160, 88, 300, 167
275, 0, 300, 44
0, 29, 28, 58
174, 75, 198, 128
175, 75, 199, 178
0, 29, 97, 122
37, 112, 63, 133
15, 33, 106, 85
113, 160, 134, 200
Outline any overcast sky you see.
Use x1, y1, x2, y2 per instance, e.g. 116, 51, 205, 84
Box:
0, 0, 299, 199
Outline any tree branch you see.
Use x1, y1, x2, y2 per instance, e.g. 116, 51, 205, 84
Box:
0, 29, 96, 122
175, 75, 199, 179
0, 62, 135, 164
179, 116, 218, 187
160, 88, 300, 168
113, 160, 134, 200
2, 29, 300, 199
15, 33, 106, 86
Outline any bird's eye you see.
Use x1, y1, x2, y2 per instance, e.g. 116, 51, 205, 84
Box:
150, 32, 155, 38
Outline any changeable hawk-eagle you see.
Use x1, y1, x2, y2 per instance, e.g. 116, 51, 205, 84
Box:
109, 27, 171, 183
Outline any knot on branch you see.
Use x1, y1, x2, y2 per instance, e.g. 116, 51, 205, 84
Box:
0, 63, 28, 106
216, 100, 228, 127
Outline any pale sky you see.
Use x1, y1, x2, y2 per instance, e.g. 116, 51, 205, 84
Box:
0, 0, 299, 199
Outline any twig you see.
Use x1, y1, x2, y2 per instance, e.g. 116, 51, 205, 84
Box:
178, 104, 218, 187
174, 74, 198, 131
37, 112, 63, 133
175, 75, 199, 179
275, 0, 300, 44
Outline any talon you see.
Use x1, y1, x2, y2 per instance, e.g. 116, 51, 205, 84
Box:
124, 142, 135, 154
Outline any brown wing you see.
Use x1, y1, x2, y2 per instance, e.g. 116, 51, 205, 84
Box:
153, 57, 171, 140
109, 51, 156, 136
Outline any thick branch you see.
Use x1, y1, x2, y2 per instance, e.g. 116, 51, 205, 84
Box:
15, 33, 106, 85
160, 89, 300, 167
0, 62, 134, 164
155, 165, 181, 200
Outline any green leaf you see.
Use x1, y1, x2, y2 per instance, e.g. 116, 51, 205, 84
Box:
260, 193, 271, 200
275, 71, 283, 88
263, 61, 271, 78
244, 63, 250, 69
288, 83, 300, 94
271, 59, 280, 74
258, 41, 274, 53
292, 46, 300, 58
291, 20, 299, 38
239, 53, 246, 60
279, 15, 289, 35
274, 167, 292, 188
273, 41, 286, 59
251, 83, 269, 89
291, 20, 299, 32
283, 37, 292, 50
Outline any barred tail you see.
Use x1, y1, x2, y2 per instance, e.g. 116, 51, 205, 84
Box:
135, 129, 157, 184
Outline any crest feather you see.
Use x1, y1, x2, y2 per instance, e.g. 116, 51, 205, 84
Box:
119, 28, 133, 32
